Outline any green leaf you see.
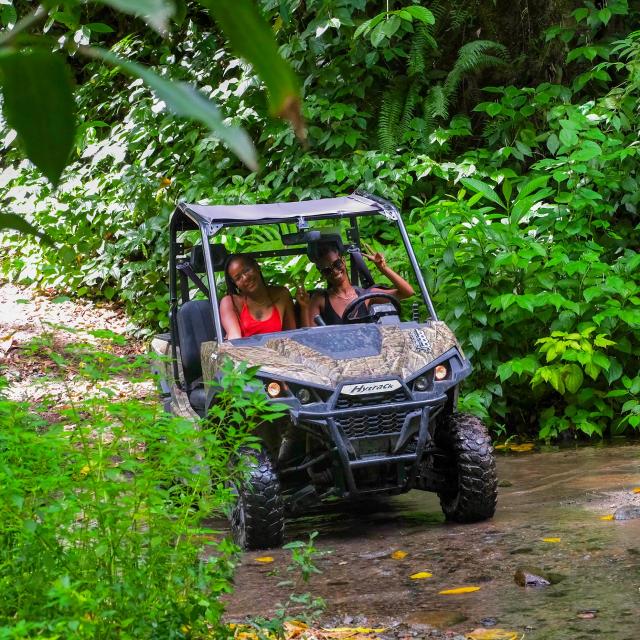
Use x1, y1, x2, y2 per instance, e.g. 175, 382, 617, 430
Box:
92, 48, 258, 171
0, 50, 75, 187
199, 0, 302, 134
95, 0, 173, 34
460, 178, 505, 208
564, 364, 583, 394
405, 5, 435, 24
497, 362, 513, 382
370, 21, 386, 46
571, 140, 602, 162
0, 213, 53, 244
353, 17, 373, 39
468, 329, 483, 351
516, 175, 549, 200
605, 358, 623, 384
381, 14, 401, 38
546, 133, 559, 155
86, 22, 115, 33
559, 127, 578, 147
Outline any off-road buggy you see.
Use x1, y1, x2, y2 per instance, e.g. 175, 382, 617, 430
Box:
151, 191, 497, 549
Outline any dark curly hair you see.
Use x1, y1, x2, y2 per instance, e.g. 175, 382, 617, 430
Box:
223, 254, 266, 296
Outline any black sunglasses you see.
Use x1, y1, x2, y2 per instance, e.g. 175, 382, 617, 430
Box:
318, 257, 344, 277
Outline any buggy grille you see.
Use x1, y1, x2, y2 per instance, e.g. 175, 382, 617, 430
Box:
335, 410, 408, 439
333, 388, 413, 440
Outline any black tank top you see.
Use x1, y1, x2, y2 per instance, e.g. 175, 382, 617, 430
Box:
320, 287, 366, 325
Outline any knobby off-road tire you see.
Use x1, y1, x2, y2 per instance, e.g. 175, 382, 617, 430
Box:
436, 413, 498, 523
230, 450, 285, 550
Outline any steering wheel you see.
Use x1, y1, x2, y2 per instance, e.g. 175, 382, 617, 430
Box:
341, 291, 401, 324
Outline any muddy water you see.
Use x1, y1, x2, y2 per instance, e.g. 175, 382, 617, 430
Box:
223, 444, 640, 638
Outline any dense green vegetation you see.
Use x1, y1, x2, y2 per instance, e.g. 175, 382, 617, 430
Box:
0, 332, 300, 637
1, 0, 639, 442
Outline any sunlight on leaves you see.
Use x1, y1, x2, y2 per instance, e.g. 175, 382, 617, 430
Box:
96, 0, 173, 35
90, 48, 258, 170
438, 586, 481, 594
199, 0, 303, 138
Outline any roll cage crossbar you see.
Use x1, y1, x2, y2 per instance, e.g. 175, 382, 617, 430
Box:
168, 191, 438, 387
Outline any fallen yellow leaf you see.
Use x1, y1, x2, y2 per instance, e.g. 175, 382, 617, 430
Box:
321, 627, 387, 638
391, 550, 408, 560
284, 620, 308, 638
466, 629, 519, 640
494, 442, 534, 452
410, 571, 433, 579
255, 556, 274, 563
542, 537, 561, 543
600, 514, 614, 521
632, 487, 640, 494
439, 586, 481, 595
508, 443, 535, 452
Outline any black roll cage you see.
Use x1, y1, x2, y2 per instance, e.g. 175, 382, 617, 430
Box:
167, 192, 438, 388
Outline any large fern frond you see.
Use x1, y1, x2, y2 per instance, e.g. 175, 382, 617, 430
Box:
424, 85, 449, 120
400, 80, 422, 136
378, 81, 406, 153
408, 24, 438, 77
444, 40, 509, 101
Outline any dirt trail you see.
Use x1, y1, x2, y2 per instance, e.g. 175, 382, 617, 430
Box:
224, 445, 640, 639
0, 281, 150, 405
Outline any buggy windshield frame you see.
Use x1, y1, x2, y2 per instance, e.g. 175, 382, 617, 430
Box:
168, 191, 437, 348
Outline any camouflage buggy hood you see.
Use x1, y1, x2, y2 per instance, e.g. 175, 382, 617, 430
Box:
202, 322, 462, 388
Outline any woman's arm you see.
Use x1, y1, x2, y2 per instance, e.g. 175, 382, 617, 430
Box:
298, 291, 323, 327
220, 295, 243, 339
364, 249, 415, 300
279, 287, 297, 331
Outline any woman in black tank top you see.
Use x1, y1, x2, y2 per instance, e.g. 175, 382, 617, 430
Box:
297, 243, 414, 326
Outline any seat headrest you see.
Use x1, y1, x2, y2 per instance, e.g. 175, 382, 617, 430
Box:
306, 232, 345, 262
190, 244, 229, 273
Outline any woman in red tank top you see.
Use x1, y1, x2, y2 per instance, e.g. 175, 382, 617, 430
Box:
220, 255, 296, 339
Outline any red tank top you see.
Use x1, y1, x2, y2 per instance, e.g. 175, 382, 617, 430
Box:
238, 300, 282, 337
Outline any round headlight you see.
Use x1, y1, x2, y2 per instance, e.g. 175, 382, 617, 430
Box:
434, 365, 448, 381
266, 382, 282, 397
296, 388, 312, 404
414, 375, 429, 391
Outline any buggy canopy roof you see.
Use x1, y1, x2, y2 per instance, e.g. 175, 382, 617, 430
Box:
178, 192, 391, 228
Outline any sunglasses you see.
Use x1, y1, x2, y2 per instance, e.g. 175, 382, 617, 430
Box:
318, 258, 344, 277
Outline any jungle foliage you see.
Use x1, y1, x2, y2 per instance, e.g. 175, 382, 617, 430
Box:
1, 0, 639, 441
0, 333, 291, 637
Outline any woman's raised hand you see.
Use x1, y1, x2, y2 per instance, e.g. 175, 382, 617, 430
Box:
362, 241, 387, 270
296, 285, 311, 308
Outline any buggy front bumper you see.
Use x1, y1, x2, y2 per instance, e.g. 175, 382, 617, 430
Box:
296, 394, 446, 497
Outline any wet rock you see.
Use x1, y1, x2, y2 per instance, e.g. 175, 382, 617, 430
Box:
613, 505, 640, 520
358, 549, 392, 560
514, 566, 551, 587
